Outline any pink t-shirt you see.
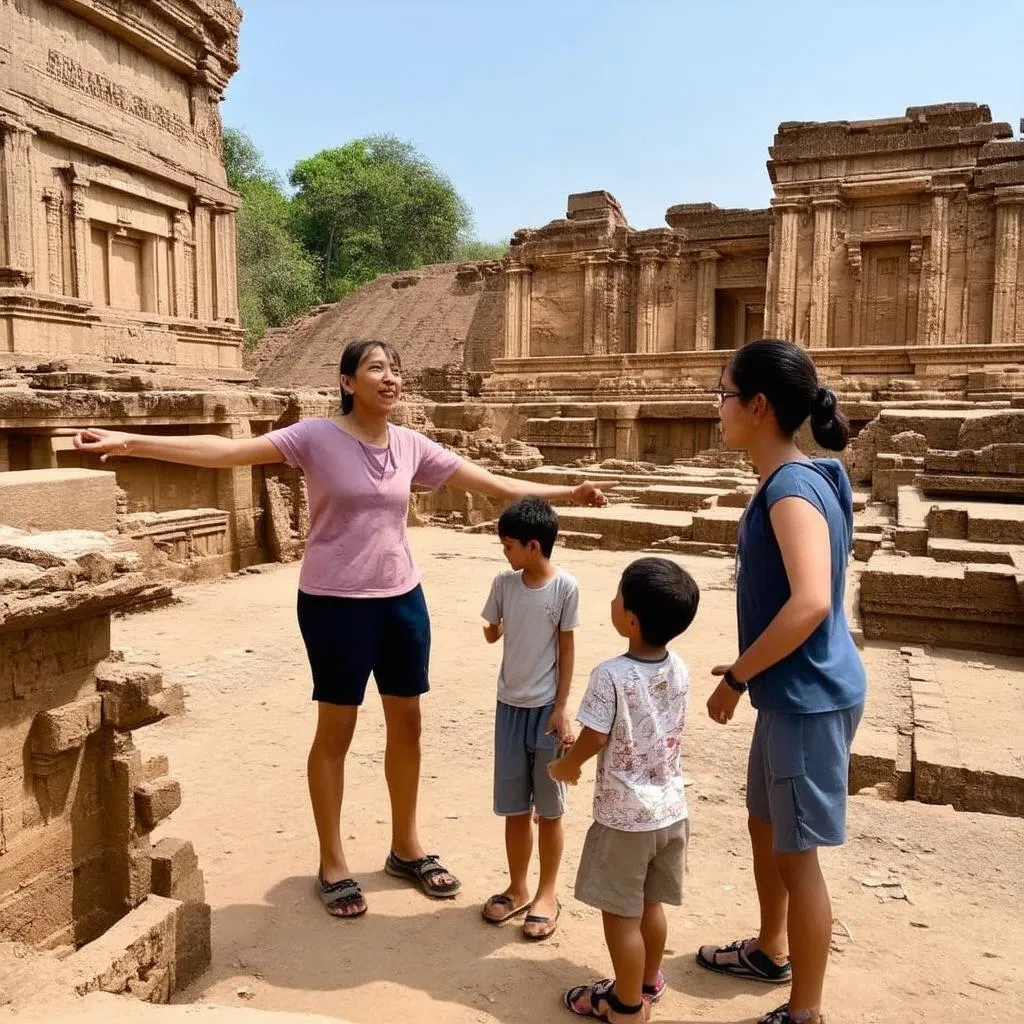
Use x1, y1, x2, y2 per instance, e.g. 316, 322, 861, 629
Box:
265, 418, 462, 598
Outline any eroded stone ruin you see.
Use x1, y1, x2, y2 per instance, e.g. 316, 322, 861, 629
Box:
1, 0, 1023, 1014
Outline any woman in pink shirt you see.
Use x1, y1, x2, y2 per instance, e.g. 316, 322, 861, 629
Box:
73, 338, 608, 920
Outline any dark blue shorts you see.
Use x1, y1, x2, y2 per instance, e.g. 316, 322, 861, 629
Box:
746, 703, 864, 854
296, 586, 431, 706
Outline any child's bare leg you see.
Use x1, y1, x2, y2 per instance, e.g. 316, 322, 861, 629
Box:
603, 911, 646, 1016
502, 812, 533, 903
640, 901, 667, 987
776, 848, 830, 1021
529, 815, 563, 917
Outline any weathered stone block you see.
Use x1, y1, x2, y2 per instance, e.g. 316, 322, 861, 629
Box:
151, 838, 199, 898
31, 695, 103, 754
175, 899, 212, 990
0, 470, 117, 534
134, 779, 182, 831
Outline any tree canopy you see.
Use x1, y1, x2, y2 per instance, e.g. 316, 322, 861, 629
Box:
288, 135, 472, 300
223, 128, 319, 346
222, 129, 502, 345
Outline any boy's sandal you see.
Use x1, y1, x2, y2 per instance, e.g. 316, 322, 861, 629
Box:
523, 899, 560, 940
482, 893, 530, 924
696, 937, 792, 983
563, 978, 644, 1020
384, 851, 461, 899
316, 872, 367, 919
643, 969, 667, 1002
759, 1003, 825, 1024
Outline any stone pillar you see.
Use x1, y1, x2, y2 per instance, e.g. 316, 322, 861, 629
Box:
606, 254, 629, 353
808, 198, 840, 348
923, 190, 952, 346
581, 254, 608, 355
212, 207, 238, 321
68, 172, 91, 301
0, 433, 9, 472
171, 211, 194, 319
614, 407, 640, 461
763, 220, 779, 337
193, 200, 214, 321
0, 117, 35, 287
633, 251, 661, 354
694, 250, 720, 351
41, 189, 65, 296
771, 201, 802, 342
503, 264, 532, 359
992, 192, 1023, 344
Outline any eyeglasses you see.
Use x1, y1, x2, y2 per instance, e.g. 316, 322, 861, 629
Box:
713, 388, 742, 408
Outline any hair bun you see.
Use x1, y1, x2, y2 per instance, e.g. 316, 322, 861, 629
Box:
813, 387, 837, 419
809, 386, 849, 451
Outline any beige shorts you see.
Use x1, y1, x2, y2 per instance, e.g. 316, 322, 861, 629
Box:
574, 818, 689, 918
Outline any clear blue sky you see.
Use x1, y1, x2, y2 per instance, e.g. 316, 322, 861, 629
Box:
223, 0, 1023, 242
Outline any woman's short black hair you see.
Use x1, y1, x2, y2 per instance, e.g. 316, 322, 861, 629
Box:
726, 339, 850, 451
497, 497, 560, 558
338, 339, 401, 414
620, 557, 700, 646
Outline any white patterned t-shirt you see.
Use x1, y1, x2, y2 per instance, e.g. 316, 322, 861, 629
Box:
576, 652, 690, 832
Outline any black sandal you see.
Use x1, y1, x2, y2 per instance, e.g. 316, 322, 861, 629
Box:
316, 872, 367, 919
384, 851, 461, 898
563, 979, 644, 1020
696, 937, 791, 983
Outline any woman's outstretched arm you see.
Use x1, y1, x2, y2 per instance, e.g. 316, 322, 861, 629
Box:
72, 427, 285, 469
446, 460, 611, 507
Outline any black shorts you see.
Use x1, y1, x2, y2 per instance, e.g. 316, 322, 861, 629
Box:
296, 585, 431, 706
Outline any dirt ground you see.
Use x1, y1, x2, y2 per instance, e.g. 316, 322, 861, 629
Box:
113, 529, 1024, 1024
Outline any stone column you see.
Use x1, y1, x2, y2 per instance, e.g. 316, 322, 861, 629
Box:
694, 250, 720, 351
923, 190, 953, 346
581, 253, 608, 355
171, 211, 195, 319
193, 200, 214, 321
41, 189, 64, 296
763, 219, 779, 337
0, 117, 35, 287
212, 206, 238, 321
992, 192, 1024, 344
633, 250, 661, 354
503, 264, 532, 359
808, 198, 840, 348
771, 200, 802, 342
68, 172, 91, 301
606, 254, 629, 353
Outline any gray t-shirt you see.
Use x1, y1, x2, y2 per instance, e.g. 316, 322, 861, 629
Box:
482, 568, 580, 708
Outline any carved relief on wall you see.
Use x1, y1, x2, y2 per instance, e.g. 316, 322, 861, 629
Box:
45, 50, 221, 153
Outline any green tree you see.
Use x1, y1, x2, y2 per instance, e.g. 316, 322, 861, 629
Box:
222, 128, 320, 346
289, 135, 472, 299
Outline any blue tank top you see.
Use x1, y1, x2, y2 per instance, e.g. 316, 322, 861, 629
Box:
736, 458, 867, 714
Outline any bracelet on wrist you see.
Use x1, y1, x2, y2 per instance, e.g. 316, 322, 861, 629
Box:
723, 668, 747, 694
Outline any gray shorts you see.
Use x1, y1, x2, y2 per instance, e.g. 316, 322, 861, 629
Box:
493, 701, 566, 819
747, 703, 864, 854
574, 818, 689, 918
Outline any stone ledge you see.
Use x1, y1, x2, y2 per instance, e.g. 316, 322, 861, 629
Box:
134, 780, 182, 832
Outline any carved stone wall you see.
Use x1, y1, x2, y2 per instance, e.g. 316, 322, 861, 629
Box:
0, 0, 244, 368
489, 104, 1024, 396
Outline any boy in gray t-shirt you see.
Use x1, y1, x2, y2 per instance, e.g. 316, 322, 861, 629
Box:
480, 497, 579, 941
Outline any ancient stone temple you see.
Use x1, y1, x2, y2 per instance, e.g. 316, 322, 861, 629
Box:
0, 1, 309, 580
0, 0, 244, 366
489, 104, 1024, 398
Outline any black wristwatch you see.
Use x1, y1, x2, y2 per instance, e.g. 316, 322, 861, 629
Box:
723, 668, 748, 694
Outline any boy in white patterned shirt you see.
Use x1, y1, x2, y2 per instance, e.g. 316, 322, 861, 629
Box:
550, 557, 700, 1022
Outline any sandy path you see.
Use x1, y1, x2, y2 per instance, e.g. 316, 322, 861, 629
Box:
114, 529, 1024, 1024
